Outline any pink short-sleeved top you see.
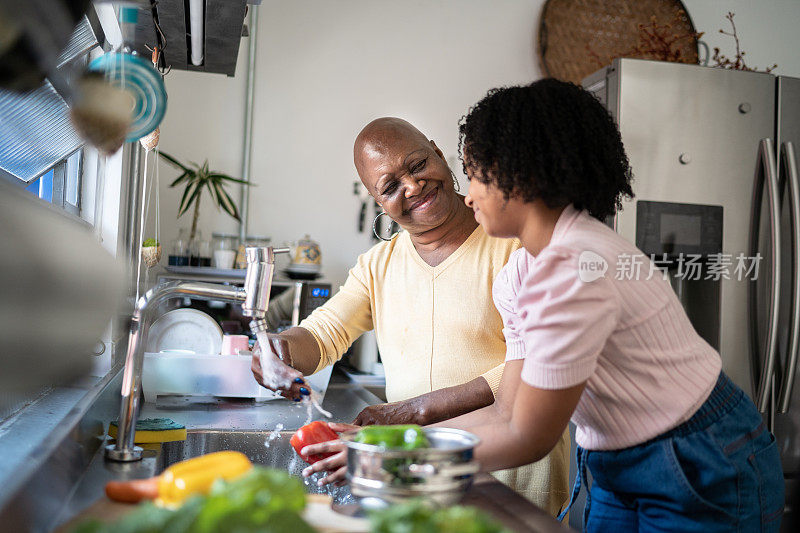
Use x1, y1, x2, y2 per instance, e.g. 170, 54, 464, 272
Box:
493, 205, 722, 450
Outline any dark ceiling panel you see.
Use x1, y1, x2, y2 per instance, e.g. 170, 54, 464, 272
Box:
155, 0, 188, 70
203, 0, 247, 76
132, 5, 158, 61
133, 0, 246, 77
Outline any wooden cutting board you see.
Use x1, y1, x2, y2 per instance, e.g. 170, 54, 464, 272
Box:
305, 494, 371, 532
56, 478, 563, 532
56, 494, 369, 533
55, 498, 137, 532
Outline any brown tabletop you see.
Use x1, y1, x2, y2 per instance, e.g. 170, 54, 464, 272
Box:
464, 475, 573, 533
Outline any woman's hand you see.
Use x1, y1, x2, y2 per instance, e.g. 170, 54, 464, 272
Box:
301, 422, 359, 486
353, 399, 430, 426
250, 335, 307, 401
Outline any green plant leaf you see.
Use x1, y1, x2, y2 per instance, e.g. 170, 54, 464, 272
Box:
211, 180, 239, 221
178, 181, 203, 217
207, 173, 251, 185
177, 182, 195, 217
169, 170, 192, 188
210, 180, 231, 216
163, 154, 244, 224
206, 181, 225, 213
186, 182, 205, 217
158, 151, 190, 172
218, 184, 241, 221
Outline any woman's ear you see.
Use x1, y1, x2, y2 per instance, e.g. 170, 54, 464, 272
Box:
429, 140, 445, 160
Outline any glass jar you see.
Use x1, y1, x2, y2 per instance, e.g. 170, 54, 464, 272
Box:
212, 232, 238, 252
168, 228, 190, 266
188, 230, 207, 266
212, 233, 238, 269
197, 239, 212, 267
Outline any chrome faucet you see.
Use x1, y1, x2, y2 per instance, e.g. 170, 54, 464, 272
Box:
105, 247, 289, 461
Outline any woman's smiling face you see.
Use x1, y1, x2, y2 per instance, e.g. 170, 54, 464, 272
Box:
356, 120, 459, 234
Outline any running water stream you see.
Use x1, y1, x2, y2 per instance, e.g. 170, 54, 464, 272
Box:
254, 331, 332, 421
264, 423, 284, 449
253, 332, 346, 498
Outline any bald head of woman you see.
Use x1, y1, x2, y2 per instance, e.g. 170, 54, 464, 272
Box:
353, 117, 461, 233
354, 118, 430, 176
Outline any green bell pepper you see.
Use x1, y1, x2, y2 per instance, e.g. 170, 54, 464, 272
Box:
353, 425, 430, 450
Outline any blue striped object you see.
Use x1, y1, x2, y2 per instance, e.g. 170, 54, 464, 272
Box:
0, 81, 82, 183
88, 53, 167, 142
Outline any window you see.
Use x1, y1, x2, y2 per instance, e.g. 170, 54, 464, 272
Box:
0, 15, 100, 222
23, 150, 83, 216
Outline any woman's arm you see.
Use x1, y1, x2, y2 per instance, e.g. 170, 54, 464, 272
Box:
430, 360, 581, 472
301, 361, 525, 484
429, 359, 523, 429
268, 327, 323, 375
353, 375, 494, 426
299, 361, 582, 483
448, 380, 584, 472
251, 260, 375, 389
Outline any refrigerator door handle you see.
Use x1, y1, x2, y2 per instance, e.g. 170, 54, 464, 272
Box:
749, 138, 781, 413
780, 141, 800, 413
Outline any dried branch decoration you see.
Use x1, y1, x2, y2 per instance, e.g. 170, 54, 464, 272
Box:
711, 12, 777, 73
588, 9, 702, 68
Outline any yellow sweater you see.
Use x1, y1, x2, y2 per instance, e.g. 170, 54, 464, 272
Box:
301, 226, 513, 400
300, 226, 570, 515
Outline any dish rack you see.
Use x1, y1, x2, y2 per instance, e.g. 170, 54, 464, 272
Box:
142, 352, 333, 403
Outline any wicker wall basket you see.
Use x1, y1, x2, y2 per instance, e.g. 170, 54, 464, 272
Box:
538, 0, 699, 84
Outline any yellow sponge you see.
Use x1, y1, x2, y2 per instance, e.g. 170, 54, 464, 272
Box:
108, 417, 187, 443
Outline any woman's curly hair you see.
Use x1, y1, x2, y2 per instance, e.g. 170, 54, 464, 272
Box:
458, 79, 634, 220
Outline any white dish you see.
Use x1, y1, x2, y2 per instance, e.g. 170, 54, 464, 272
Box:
286, 263, 321, 273
145, 308, 223, 355
141, 352, 334, 403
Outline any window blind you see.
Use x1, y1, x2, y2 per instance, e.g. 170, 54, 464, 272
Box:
0, 16, 98, 183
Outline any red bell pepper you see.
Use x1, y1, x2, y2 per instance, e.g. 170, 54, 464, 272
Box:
290, 421, 339, 464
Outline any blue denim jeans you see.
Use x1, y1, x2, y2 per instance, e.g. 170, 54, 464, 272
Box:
558, 372, 784, 532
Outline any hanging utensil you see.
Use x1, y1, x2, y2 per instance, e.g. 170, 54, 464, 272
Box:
140, 47, 162, 152
86, 52, 167, 142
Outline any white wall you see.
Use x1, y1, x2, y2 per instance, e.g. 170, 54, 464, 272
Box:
684, 0, 800, 77
152, 0, 800, 288
148, 39, 250, 258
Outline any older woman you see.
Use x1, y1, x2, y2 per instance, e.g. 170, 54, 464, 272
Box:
251, 117, 570, 515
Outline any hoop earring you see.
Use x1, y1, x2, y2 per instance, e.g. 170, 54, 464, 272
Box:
373, 212, 394, 241
450, 169, 460, 192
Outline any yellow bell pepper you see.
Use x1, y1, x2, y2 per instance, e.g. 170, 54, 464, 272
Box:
157, 450, 252, 506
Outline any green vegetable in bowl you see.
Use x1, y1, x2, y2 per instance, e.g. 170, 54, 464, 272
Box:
369, 501, 511, 533
71, 467, 314, 533
353, 425, 432, 485
142, 238, 160, 247
353, 425, 430, 450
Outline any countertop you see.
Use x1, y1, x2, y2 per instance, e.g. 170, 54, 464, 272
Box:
136, 376, 380, 432
0, 368, 571, 532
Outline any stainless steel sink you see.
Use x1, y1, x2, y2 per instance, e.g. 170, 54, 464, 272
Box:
158, 430, 355, 504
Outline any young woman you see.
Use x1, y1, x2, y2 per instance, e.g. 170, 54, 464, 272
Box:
453, 79, 785, 531
302, 80, 785, 531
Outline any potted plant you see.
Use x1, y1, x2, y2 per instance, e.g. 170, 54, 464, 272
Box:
141, 237, 161, 267
158, 152, 251, 242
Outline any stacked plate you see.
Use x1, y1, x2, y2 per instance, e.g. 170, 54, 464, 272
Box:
284, 263, 321, 280
145, 308, 223, 355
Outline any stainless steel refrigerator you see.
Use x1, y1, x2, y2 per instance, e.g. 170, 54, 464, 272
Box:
584, 58, 800, 530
